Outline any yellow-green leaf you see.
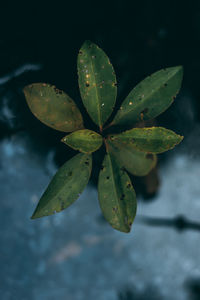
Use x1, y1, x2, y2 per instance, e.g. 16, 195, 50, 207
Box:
109, 127, 183, 154
107, 139, 157, 176
61, 129, 103, 154
23, 83, 84, 132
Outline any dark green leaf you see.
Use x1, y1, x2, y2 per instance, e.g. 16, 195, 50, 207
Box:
31, 153, 92, 219
23, 83, 84, 132
98, 153, 137, 233
109, 127, 183, 154
111, 66, 183, 127
61, 129, 103, 153
107, 139, 157, 176
77, 40, 117, 130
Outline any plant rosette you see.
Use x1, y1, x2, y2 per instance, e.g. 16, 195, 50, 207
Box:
23, 40, 183, 233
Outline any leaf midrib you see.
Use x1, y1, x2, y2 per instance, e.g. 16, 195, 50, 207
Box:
38, 155, 88, 212
107, 153, 127, 227
90, 57, 102, 127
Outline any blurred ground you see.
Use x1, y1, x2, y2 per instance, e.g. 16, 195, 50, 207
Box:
1, 119, 200, 300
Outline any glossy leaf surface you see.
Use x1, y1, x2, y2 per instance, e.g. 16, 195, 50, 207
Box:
107, 139, 157, 176
24, 83, 84, 132
62, 129, 103, 153
111, 66, 183, 127
98, 153, 137, 232
109, 127, 183, 154
31, 153, 92, 219
77, 40, 117, 129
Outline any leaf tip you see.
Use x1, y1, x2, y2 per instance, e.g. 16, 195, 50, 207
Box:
30, 211, 38, 220
178, 134, 184, 144
81, 40, 95, 50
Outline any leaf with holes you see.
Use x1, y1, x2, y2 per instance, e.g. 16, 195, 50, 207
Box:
61, 129, 103, 154
23, 83, 84, 132
109, 127, 183, 154
31, 153, 92, 219
111, 66, 183, 128
107, 139, 157, 176
24, 40, 184, 234
98, 153, 137, 232
77, 40, 117, 130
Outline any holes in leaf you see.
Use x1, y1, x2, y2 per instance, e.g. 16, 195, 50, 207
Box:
85, 161, 89, 165
120, 167, 126, 173
61, 201, 65, 210
127, 183, 131, 189
100, 166, 104, 170
92, 55, 96, 58
53, 87, 63, 95
120, 194, 125, 200
112, 207, 118, 212
85, 82, 90, 87
79, 50, 83, 55
106, 176, 110, 180
164, 83, 168, 87
141, 108, 148, 114
146, 153, 154, 160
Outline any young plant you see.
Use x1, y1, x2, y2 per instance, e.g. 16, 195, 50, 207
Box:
23, 40, 183, 233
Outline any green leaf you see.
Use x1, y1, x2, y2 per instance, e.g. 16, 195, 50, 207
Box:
31, 153, 92, 219
98, 153, 137, 233
107, 139, 157, 176
77, 40, 117, 130
23, 83, 84, 132
111, 66, 183, 127
61, 129, 103, 154
109, 127, 183, 154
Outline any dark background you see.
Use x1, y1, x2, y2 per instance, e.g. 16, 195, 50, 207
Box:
1, 1, 200, 299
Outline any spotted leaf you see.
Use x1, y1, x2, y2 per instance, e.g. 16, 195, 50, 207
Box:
77, 40, 117, 130
111, 66, 183, 128
61, 129, 103, 154
31, 153, 92, 219
107, 139, 157, 176
109, 127, 183, 154
23, 83, 84, 132
98, 153, 137, 233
